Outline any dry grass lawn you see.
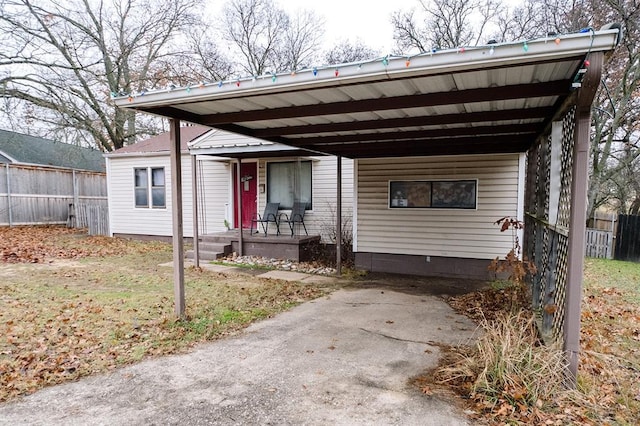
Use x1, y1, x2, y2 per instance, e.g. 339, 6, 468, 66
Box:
0, 226, 328, 402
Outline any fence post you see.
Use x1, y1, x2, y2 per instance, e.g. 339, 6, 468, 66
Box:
72, 170, 79, 228
6, 163, 12, 227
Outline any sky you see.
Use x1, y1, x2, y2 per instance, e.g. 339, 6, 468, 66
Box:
212, 0, 422, 53
276, 0, 420, 52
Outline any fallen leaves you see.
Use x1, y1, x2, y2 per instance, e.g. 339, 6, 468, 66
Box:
0, 226, 327, 403
0, 225, 164, 264
418, 259, 640, 425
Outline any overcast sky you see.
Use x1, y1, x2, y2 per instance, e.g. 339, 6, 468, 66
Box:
276, 0, 420, 52
210, 0, 421, 53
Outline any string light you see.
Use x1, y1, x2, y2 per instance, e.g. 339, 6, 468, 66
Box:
111, 31, 580, 98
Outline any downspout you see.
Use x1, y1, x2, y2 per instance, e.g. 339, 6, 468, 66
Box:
191, 154, 200, 268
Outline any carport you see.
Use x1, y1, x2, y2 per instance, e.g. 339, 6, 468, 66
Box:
115, 27, 621, 383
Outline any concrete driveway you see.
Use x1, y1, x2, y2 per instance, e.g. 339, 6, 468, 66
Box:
0, 281, 480, 425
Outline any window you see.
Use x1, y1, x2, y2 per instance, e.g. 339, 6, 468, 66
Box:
389, 180, 477, 209
267, 161, 312, 210
134, 167, 165, 208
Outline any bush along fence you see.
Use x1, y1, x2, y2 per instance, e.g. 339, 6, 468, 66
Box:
0, 163, 108, 234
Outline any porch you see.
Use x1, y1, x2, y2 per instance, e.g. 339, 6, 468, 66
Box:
186, 230, 322, 263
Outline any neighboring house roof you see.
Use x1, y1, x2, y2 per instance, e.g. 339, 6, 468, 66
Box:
0, 129, 105, 172
108, 125, 210, 156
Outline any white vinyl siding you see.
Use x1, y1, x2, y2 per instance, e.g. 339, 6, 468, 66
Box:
356, 154, 521, 260
258, 156, 354, 242
107, 154, 228, 238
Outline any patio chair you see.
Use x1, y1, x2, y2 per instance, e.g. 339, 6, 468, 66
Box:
279, 201, 308, 237
250, 202, 280, 236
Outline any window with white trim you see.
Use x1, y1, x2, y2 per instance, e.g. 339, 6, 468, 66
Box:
134, 167, 165, 208
267, 161, 312, 210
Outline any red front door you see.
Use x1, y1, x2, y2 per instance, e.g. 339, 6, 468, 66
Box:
233, 162, 257, 229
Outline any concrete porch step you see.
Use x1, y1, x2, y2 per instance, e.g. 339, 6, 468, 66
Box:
186, 250, 226, 261
199, 242, 231, 253
200, 234, 235, 244
185, 240, 232, 262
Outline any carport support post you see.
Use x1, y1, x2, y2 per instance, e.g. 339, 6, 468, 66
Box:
169, 119, 185, 318
237, 158, 243, 256
191, 154, 200, 268
564, 52, 603, 387
336, 156, 342, 276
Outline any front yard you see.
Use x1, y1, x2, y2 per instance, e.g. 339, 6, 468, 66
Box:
1, 226, 639, 424
0, 226, 328, 402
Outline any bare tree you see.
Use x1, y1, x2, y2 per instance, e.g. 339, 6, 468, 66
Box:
0, 0, 210, 151
392, 0, 501, 52
221, 0, 324, 75
279, 9, 324, 70
323, 39, 381, 65
221, 0, 289, 76
587, 0, 640, 216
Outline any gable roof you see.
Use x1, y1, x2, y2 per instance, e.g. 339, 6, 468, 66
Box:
0, 129, 105, 172
108, 125, 210, 156
114, 28, 620, 159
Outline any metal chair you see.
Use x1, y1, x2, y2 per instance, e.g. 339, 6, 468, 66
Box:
250, 202, 280, 236
279, 201, 308, 237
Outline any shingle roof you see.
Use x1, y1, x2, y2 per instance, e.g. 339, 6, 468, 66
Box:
0, 129, 105, 172
110, 125, 210, 155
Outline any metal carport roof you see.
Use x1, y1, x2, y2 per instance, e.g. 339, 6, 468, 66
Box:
115, 28, 620, 159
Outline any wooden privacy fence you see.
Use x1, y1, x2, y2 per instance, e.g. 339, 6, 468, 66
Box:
0, 163, 108, 234
584, 228, 613, 259
69, 203, 109, 236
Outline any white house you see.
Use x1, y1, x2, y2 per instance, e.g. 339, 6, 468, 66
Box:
112, 27, 622, 379
105, 126, 354, 243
